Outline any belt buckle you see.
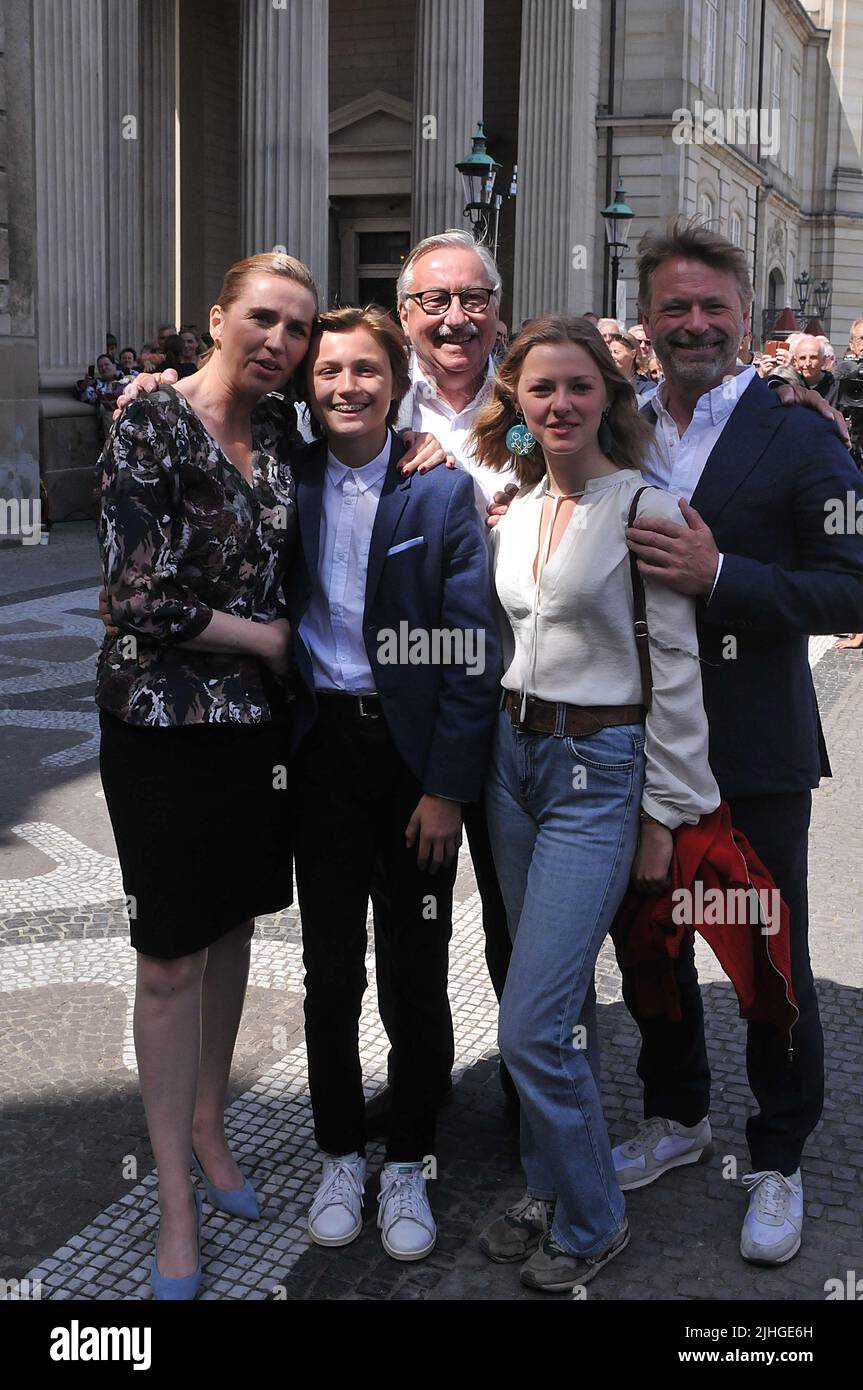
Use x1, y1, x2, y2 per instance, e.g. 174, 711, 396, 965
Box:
511, 694, 530, 730
357, 694, 380, 719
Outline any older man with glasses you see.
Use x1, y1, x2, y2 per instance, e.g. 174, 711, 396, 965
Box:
628, 323, 653, 370
395, 230, 518, 506
365, 231, 519, 1138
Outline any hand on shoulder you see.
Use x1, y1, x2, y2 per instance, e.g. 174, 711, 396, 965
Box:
114, 368, 179, 419
485, 483, 520, 528
771, 381, 850, 447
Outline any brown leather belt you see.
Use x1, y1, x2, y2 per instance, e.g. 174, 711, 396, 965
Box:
503, 690, 644, 737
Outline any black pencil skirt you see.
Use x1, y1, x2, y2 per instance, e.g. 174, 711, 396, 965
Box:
99, 710, 293, 959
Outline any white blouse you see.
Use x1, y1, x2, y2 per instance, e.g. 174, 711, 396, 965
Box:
490, 467, 720, 829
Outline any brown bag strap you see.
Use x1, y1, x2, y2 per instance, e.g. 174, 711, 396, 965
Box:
628, 486, 653, 712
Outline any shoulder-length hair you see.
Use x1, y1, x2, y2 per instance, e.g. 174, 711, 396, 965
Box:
302, 304, 411, 435
471, 314, 654, 485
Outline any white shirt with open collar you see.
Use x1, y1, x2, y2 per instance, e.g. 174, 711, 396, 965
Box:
400, 351, 518, 509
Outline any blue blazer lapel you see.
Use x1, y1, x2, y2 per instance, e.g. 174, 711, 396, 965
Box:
689, 376, 785, 525
365, 431, 412, 610
293, 438, 327, 582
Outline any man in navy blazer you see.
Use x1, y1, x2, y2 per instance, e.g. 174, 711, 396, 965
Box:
286, 305, 500, 1261
612, 221, 863, 1266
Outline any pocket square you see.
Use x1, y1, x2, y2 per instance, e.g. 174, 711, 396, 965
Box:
386, 536, 425, 556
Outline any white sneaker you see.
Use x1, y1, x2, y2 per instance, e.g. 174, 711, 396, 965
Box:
308, 1153, 366, 1247
612, 1116, 713, 1191
740, 1169, 803, 1265
377, 1162, 436, 1261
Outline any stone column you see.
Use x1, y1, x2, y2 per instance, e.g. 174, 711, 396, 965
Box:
512, 0, 602, 327
411, 0, 484, 244
32, 0, 108, 381
240, 0, 329, 302
103, 0, 142, 351
1, 0, 40, 539
141, 0, 178, 339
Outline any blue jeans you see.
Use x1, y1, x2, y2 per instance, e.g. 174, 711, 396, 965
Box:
485, 708, 645, 1256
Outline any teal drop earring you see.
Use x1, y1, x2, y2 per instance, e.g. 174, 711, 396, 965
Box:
505, 412, 537, 456
598, 407, 615, 454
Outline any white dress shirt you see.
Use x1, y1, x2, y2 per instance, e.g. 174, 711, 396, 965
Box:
643, 365, 757, 499
404, 352, 518, 508
642, 365, 757, 596
298, 437, 391, 693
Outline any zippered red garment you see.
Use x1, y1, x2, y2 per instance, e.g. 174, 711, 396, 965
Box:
611, 803, 799, 1045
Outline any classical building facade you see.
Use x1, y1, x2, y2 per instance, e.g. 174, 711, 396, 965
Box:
2, 0, 862, 529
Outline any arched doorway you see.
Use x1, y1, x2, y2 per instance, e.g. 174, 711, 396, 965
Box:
763, 267, 785, 341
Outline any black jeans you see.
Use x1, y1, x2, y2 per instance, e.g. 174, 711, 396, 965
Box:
619, 791, 823, 1174
293, 696, 455, 1162
373, 798, 513, 1091
463, 799, 513, 1004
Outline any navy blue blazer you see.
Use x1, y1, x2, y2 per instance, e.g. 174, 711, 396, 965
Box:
643, 376, 863, 799
288, 430, 501, 803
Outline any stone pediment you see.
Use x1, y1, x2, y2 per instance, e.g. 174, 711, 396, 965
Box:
329, 90, 413, 196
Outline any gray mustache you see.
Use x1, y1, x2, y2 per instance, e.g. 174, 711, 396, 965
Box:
435, 324, 480, 341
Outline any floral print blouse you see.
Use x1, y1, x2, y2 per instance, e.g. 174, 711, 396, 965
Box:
96, 386, 301, 726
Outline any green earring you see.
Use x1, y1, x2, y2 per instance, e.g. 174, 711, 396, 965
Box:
598, 407, 615, 454
505, 414, 537, 456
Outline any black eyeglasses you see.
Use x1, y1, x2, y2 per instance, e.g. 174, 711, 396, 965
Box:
403, 287, 497, 315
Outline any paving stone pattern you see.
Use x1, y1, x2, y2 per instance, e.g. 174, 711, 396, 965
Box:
0, 558, 861, 1301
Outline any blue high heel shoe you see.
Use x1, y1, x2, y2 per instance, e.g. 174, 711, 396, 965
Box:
150, 1184, 203, 1301
192, 1150, 261, 1220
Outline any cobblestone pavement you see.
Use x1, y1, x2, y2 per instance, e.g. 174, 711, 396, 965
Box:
1, 526, 861, 1301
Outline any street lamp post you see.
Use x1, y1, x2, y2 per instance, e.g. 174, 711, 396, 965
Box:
794, 269, 832, 335
813, 279, 832, 322
600, 180, 634, 320
793, 269, 812, 325
456, 123, 503, 259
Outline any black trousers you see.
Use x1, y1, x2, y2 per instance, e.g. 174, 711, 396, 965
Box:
618, 791, 824, 1174
373, 798, 513, 1090
292, 696, 455, 1162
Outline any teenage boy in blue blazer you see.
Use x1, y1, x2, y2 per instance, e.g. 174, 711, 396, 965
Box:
288, 306, 500, 1262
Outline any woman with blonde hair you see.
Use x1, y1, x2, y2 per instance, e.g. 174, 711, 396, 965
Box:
473, 315, 719, 1293
98, 252, 318, 1298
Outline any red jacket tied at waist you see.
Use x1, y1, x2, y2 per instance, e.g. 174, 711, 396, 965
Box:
610, 804, 798, 1040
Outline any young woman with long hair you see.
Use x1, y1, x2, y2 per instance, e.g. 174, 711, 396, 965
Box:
471, 315, 719, 1294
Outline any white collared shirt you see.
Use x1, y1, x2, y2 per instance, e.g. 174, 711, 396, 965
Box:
407, 352, 518, 507
298, 436, 391, 693
642, 366, 757, 596
643, 365, 757, 500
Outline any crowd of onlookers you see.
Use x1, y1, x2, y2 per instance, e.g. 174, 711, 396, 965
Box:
76, 323, 211, 438
78, 311, 863, 428
575, 311, 863, 406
